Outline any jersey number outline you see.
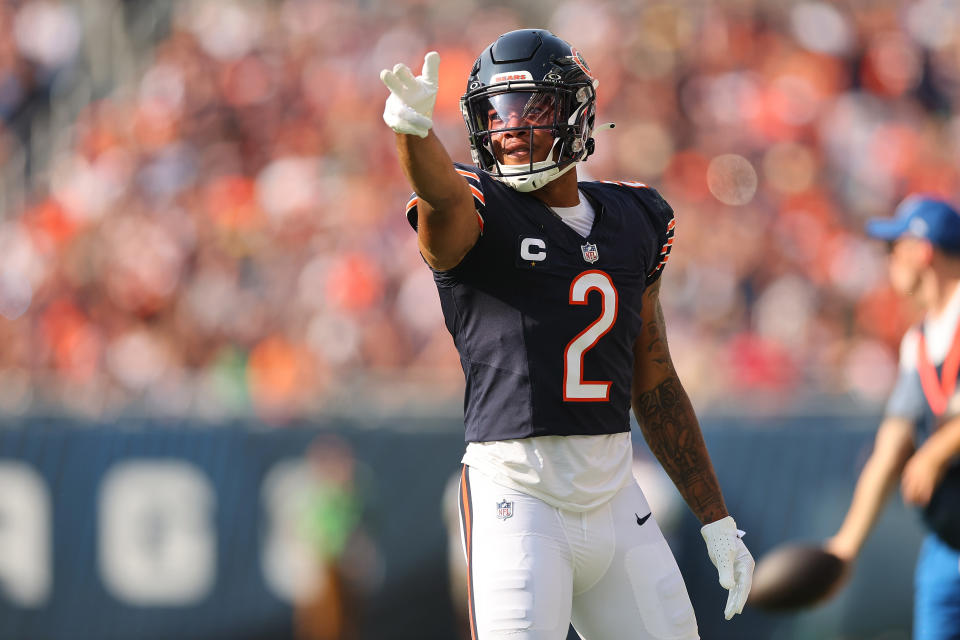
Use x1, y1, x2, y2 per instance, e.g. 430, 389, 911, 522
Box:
564, 270, 618, 401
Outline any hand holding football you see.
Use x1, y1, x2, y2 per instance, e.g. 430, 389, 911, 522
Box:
746, 543, 850, 611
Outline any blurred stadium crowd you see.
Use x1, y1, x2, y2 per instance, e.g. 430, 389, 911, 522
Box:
0, 0, 958, 420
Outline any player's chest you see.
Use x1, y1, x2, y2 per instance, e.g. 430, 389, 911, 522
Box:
485, 207, 646, 283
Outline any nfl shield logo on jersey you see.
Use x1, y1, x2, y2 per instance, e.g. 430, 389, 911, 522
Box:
581, 243, 599, 264
496, 499, 514, 520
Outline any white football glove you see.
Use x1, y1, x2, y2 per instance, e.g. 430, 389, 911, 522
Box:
380, 51, 440, 138
701, 516, 755, 620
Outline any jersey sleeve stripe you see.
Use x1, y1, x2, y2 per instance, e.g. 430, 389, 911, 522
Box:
406, 165, 485, 231
600, 180, 648, 188
647, 213, 676, 279
649, 257, 670, 275
468, 184, 486, 206
457, 168, 486, 208
404, 193, 424, 230
405, 196, 420, 228
404, 194, 484, 234
456, 167, 481, 181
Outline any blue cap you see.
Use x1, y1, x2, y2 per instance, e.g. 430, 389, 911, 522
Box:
866, 196, 960, 253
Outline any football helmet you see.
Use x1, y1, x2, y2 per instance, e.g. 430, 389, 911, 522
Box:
461, 29, 601, 192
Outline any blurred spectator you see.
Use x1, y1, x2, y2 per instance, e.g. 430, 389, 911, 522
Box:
3, 0, 960, 420
292, 435, 374, 640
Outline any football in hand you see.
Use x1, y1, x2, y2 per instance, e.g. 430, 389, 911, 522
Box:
747, 543, 849, 611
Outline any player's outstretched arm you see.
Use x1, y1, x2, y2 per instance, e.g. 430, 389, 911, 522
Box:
825, 417, 913, 561
381, 52, 480, 271
630, 280, 753, 620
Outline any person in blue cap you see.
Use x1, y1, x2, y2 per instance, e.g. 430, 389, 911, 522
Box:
827, 195, 960, 639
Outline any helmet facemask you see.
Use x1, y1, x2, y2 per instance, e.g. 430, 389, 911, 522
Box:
461, 80, 597, 192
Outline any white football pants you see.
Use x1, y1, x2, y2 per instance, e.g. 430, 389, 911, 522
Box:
458, 465, 699, 640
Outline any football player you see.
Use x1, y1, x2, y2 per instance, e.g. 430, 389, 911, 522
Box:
381, 29, 754, 639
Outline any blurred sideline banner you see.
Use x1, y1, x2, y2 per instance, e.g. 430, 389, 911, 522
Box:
0, 414, 924, 640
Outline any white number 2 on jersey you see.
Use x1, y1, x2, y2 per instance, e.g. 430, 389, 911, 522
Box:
564, 270, 617, 401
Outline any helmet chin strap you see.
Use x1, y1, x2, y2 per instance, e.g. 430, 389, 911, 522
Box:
494, 135, 561, 192
496, 159, 577, 193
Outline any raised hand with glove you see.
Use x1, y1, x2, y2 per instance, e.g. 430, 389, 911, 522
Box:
701, 515, 755, 620
380, 51, 440, 138
378, 50, 479, 271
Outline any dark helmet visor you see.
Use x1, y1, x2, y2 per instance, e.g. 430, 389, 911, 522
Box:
482, 91, 557, 131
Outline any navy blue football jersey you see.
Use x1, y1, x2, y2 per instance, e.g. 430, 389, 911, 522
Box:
406, 163, 676, 442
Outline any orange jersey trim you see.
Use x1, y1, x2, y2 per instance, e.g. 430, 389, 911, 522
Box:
468, 185, 485, 206
600, 180, 649, 189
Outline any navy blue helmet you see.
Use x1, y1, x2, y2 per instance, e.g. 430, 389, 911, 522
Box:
460, 29, 600, 192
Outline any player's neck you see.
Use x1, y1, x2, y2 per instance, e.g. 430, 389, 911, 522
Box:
529, 168, 580, 208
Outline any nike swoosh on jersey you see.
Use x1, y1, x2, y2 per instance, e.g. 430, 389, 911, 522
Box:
636, 512, 651, 526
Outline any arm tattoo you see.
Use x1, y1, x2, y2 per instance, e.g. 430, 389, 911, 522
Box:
634, 379, 728, 523
643, 298, 670, 372
633, 289, 728, 524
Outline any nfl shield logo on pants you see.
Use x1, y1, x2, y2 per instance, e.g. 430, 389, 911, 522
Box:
496, 499, 514, 520
581, 243, 599, 263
